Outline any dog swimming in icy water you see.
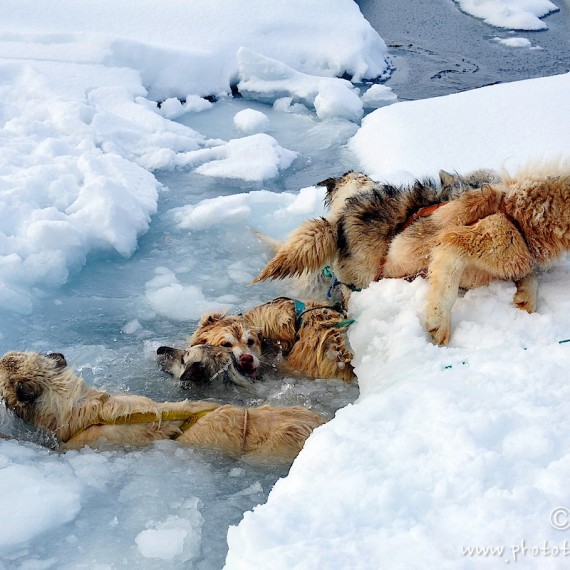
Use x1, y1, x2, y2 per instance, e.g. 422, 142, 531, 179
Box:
157, 296, 356, 386
0, 351, 325, 465
254, 159, 570, 345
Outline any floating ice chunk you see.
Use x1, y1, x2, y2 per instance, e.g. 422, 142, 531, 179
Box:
170, 187, 324, 235
135, 513, 203, 562
158, 97, 186, 119
145, 267, 233, 321
0, 449, 81, 549
183, 95, 214, 113
159, 96, 214, 120
361, 84, 398, 109
314, 80, 363, 122
233, 109, 270, 134
237, 48, 363, 122
494, 37, 532, 48
136, 527, 187, 559
452, 0, 558, 30
176, 133, 297, 181
122, 319, 143, 334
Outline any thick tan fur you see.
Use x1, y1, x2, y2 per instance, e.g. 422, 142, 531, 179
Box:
0, 351, 324, 464
253, 161, 570, 345
245, 298, 355, 381
165, 298, 355, 382
426, 159, 570, 344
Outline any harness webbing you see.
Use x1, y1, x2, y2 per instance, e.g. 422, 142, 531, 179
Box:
67, 408, 214, 442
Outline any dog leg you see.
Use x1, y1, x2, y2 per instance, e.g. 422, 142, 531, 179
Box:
425, 246, 467, 345
513, 273, 538, 313
322, 333, 355, 381
426, 214, 534, 345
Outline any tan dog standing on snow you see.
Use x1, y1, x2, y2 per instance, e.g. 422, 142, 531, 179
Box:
0, 351, 325, 465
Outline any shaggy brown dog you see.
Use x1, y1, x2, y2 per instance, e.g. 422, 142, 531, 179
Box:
158, 297, 355, 382
254, 164, 570, 345
254, 168, 500, 291
0, 351, 325, 464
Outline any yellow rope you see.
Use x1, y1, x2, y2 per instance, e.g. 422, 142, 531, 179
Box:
67, 408, 214, 442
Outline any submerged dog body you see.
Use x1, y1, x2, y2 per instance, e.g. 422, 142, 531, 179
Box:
0, 351, 324, 464
254, 161, 570, 344
159, 297, 355, 384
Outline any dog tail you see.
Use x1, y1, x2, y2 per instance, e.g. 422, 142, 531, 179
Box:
253, 217, 336, 282
252, 230, 282, 254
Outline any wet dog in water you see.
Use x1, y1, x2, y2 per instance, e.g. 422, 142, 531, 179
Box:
158, 297, 356, 385
156, 344, 257, 389
0, 351, 325, 464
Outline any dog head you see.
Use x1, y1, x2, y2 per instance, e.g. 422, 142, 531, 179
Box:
319, 171, 377, 213
0, 351, 68, 423
439, 168, 501, 194
188, 312, 262, 378
156, 344, 257, 388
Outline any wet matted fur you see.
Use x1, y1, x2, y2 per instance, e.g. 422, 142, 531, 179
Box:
0, 351, 325, 464
157, 344, 256, 389
255, 162, 570, 344
158, 297, 355, 383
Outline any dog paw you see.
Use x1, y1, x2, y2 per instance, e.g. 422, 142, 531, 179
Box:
425, 311, 451, 346
513, 295, 535, 313
325, 346, 352, 368
513, 290, 536, 313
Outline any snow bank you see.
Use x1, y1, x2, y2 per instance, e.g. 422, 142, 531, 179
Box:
349, 72, 570, 184
1, 0, 389, 99
225, 72, 570, 568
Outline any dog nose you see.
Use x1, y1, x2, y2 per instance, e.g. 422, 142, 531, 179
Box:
239, 353, 254, 366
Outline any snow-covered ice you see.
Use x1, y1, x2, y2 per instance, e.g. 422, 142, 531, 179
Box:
453, 0, 559, 30
1, 0, 569, 568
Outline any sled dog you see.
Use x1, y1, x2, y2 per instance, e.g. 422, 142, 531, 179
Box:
0, 351, 325, 464
158, 297, 355, 382
254, 161, 570, 344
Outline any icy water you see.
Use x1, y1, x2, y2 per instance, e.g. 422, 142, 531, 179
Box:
0, 97, 360, 570
357, 0, 570, 99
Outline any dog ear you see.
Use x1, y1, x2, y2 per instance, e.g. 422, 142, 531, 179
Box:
198, 312, 227, 327
157, 346, 177, 357
156, 346, 185, 361
15, 379, 43, 403
439, 170, 457, 189
46, 353, 67, 369
317, 176, 340, 194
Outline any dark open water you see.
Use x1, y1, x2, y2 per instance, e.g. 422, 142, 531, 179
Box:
357, 0, 570, 100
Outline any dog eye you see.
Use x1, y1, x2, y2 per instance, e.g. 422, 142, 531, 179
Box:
221, 342, 232, 348
247, 339, 256, 347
